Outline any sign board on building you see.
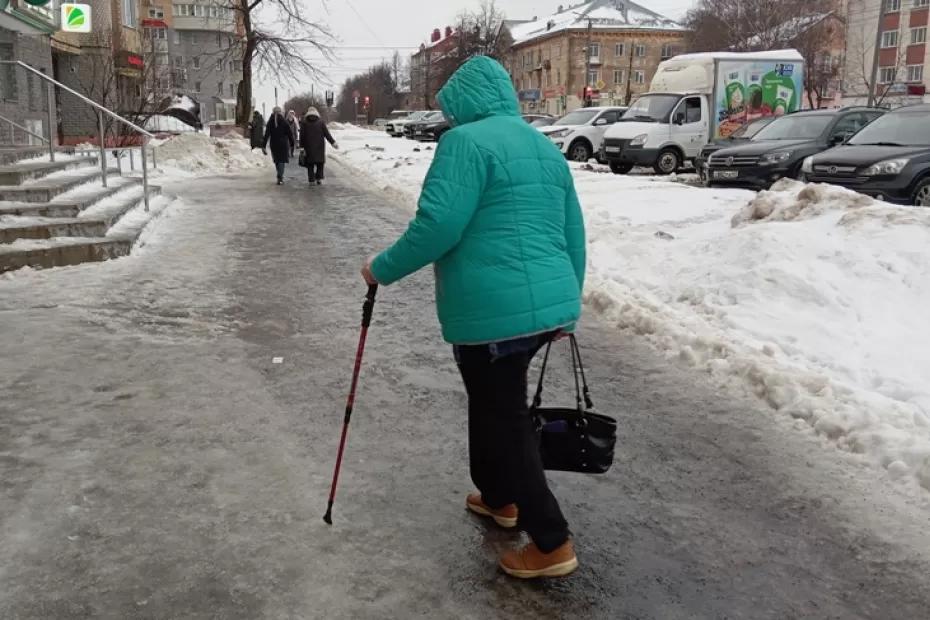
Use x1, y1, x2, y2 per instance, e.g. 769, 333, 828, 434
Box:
61, 3, 92, 33
518, 89, 541, 102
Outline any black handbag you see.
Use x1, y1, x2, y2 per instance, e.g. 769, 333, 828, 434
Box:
298, 149, 308, 168
531, 335, 617, 474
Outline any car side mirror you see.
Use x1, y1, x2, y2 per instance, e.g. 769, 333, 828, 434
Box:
673, 113, 685, 125
594, 118, 608, 126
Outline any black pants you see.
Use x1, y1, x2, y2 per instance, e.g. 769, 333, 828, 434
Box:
456, 342, 569, 553
307, 162, 324, 181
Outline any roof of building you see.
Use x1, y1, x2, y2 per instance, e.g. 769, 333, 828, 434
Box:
509, 0, 683, 46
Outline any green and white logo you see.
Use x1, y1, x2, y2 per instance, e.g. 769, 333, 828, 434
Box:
61, 3, 91, 33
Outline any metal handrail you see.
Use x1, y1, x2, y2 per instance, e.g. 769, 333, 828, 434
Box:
0, 113, 50, 144
0, 60, 156, 210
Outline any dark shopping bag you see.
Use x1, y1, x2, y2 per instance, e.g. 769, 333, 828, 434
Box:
531, 335, 616, 474
298, 149, 308, 168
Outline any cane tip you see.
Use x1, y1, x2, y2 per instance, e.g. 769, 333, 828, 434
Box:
323, 510, 333, 525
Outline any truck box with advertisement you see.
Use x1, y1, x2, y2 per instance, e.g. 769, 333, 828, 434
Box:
601, 50, 805, 175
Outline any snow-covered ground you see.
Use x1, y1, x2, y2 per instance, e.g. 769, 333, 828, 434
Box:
332, 125, 930, 493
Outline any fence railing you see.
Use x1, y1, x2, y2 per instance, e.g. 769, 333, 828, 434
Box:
0, 113, 50, 146
0, 61, 157, 211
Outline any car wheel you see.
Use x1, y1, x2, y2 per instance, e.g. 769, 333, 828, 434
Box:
610, 162, 634, 175
913, 178, 930, 207
654, 149, 680, 175
569, 140, 593, 163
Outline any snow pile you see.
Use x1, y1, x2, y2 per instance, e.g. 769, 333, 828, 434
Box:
333, 126, 930, 492
152, 133, 268, 176
733, 179, 873, 225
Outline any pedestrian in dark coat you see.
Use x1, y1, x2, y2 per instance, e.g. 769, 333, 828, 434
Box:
249, 111, 264, 150
299, 107, 338, 185
263, 106, 294, 184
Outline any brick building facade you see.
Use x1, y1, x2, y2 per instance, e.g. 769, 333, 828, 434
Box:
845, 0, 930, 105
408, 27, 459, 110
0, 0, 57, 145
505, 0, 685, 115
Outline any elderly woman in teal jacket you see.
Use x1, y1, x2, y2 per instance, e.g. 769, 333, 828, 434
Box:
362, 56, 586, 579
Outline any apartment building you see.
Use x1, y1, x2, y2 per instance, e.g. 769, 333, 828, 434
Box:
505, 0, 685, 115
845, 0, 930, 105
0, 0, 58, 143
409, 27, 459, 110
168, 1, 241, 124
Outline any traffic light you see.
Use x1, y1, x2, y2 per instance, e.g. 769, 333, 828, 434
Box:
583, 86, 594, 107
363, 96, 370, 109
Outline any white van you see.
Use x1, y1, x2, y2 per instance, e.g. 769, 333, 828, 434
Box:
602, 50, 805, 174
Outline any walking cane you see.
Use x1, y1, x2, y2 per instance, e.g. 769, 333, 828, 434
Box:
323, 283, 379, 525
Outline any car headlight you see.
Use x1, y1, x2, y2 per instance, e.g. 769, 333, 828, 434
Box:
549, 129, 571, 139
760, 151, 792, 166
630, 134, 648, 147
862, 158, 910, 176
801, 156, 814, 174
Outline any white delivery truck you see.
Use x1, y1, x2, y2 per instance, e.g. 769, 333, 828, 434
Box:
601, 50, 805, 175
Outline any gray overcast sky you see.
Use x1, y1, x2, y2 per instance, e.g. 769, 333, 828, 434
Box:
255, 0, 695, 113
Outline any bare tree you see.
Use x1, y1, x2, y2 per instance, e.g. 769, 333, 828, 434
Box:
282, 92, 329, 119
225, 0, 335, 129
845, 21, 909, 108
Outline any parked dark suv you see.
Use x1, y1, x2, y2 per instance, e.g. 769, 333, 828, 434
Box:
414, 113, 450, 141
696, 117, 774, 184
707, 107, 885, 189
802, 104, 930, 206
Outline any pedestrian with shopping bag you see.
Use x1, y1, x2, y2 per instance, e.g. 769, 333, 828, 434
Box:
300, 107, 337, 185
360, 56, 587, 579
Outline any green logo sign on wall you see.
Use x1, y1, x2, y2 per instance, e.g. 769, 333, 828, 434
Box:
61, 3, 91, 33
24, 0, 53, 6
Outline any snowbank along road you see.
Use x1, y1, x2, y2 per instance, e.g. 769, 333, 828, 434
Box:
0, 157, 929, 619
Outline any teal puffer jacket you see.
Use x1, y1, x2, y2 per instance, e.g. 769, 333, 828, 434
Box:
371, 56, 586, 345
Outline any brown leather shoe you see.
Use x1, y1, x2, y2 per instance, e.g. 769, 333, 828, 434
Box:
466, 493, 518, 528
499, 540, 578, 578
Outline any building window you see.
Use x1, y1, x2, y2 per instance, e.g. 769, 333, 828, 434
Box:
907, 64, 924, 82
174, 56, 184, 67
209, 5, 217, 17
194, 81, 202, 93
587, 69, 599, 85
194, 5, 207, 17
145, 27, 167, 40
633, 70, 645, 84
886, 0, 901, 11
613, 69, 625, 84
173, 30, 180, 44
615, 43, 625, 57
879, 66, 898, 83
149, 8, 164, 18
912, 27, 927, 44
589, 43, 601, 59
635, 44, 647, 57
229, 83, 236, 97
228, 60, 235, 73
122, 0, 138, 27
661, 44, 675, 60
916, 0, 929, 7
217, 81, 223, 95
192, 57, 200, 69
881, 30, 899, 48
557, 68, 561, 84
555, 45, 561, 59
216, 60, 223, 72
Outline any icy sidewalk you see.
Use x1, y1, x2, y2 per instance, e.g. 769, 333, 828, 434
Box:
332, 126, 930, 493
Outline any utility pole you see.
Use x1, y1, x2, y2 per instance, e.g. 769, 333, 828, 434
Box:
583, 19, 592, 107
424, 51, 432, 109
867, 0, 887, 107
625, 40, 635, 105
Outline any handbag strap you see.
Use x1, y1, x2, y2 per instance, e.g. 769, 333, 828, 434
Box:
531, 334, 593, 412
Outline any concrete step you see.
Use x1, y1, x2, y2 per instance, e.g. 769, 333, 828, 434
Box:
0, 146, 80, 166
0, 177, 143, 218
0, 185, 161, 244
0, 237, 135, 273
0, 156, 100, 186
0, 168, 119, 203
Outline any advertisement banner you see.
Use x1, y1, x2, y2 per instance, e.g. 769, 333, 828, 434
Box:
714, 60, 803, 139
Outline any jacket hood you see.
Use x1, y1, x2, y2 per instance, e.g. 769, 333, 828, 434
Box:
436, 56, 519, 127
304, 107, 320, 120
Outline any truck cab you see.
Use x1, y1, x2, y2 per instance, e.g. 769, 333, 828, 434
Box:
602, 93, 710, 175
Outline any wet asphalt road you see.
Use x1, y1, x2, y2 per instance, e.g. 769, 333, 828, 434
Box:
1, 161, 929, 620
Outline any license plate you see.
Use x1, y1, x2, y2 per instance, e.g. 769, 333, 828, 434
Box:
714, 170, 739, 179
605, 146, 621, 153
